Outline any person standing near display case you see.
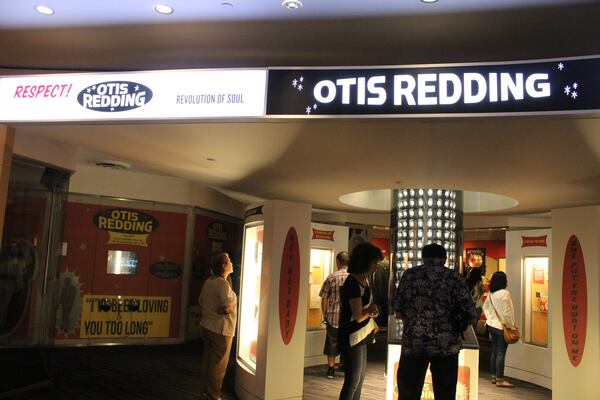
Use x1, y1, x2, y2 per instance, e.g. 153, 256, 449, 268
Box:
466, 267, 485, 329
483, 271, 516, 388
319, 251, 350, 379
393, 243, 477, 400
338, 243, 382, 400
198, 252, 237, 400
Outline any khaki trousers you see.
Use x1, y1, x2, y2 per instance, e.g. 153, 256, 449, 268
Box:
200, 327, 233, 400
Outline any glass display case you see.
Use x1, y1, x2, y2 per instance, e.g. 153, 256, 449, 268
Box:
306, 247, 333, 330
523, 256, 549, 347
238, 222, 264, 372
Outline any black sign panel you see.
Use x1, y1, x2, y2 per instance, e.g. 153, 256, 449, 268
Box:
267, 56, 600, 116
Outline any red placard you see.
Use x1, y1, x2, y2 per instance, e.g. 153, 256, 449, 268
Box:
522, 235, 548, 248
279, 227, 300, 345
312, 228, 335, 241
562, 235, 587, 367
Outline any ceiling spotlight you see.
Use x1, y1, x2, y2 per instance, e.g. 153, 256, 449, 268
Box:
153, 4, 174, 14
35, 5, 55, 15
206, 158, 216, 162
282, 0, 302, 10
421, 0, 438, 3
220, 2, 234, 8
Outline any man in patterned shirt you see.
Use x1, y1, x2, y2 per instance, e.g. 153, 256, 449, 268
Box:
394, 243, 477, 400
319, 251, 350, 379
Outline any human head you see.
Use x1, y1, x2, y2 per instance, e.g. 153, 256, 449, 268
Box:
210, 252, 232, 276
489, 271, 508, 292
348, 242, 383, 275
421, 243, 447, 266
336, 251, 350, 269
466, 267, 483, 287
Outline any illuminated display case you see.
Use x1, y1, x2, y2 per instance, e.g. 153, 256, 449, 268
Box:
238, 222, 264, 372
307, 248, 333, 330
523, 256, 549, 347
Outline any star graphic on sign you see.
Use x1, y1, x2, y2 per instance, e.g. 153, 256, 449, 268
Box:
79, 243, 87, 251
305, 106, 312, 115
92, 85, 96, 90
573, 82, 578, 89
572, 91, 578, 99
110, 107, 115, 111
564, 85, 571, 95
558, 63, 564, 71
292, 79, 298, 88
159, 255, 166, 261
86, 88, 91, 93
134, 85, 140, 91
299, 76, 304, 82
313, 104, 317, 110
297, 84, 303, 91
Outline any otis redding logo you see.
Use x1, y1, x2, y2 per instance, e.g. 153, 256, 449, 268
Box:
77, 81, 153, 112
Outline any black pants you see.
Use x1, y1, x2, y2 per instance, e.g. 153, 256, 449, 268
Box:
397, 353, 459, 400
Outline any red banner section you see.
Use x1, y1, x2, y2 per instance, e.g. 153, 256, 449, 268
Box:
562, 235, 587, 367
521, 235, 548, 248
312, 228, 335, 241
279, 227, 300, 345
56, 202, 187, 341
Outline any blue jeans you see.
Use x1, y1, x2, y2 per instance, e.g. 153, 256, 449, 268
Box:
339, 342, 367, 400
488, 326, 509, 379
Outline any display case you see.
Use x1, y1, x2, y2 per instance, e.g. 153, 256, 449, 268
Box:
523, 256, 549, 347
307, 247, 333, 330
238, 222, 264, 372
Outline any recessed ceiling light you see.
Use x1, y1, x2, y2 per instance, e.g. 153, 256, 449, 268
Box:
282, 0, 302, 10
35, 5, 55, 15
220, 2, 233, 8
206, 158, 216, 162
421, 0, 438, 3
153, 4, 174, 14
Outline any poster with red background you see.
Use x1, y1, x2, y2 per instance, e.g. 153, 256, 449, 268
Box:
56, 202, 187, 341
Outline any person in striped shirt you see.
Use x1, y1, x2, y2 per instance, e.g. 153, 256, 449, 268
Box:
319, 251, 350, 379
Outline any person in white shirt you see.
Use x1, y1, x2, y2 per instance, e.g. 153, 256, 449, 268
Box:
482, 271, 516, 388
198, 252, 237, 400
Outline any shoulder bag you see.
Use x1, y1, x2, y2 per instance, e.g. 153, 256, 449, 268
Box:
489, 295, 520, 344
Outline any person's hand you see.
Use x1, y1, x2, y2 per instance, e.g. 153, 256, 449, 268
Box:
368, 304, 379, 318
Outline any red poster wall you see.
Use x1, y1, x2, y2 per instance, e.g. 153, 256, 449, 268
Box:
57, 202, 187, 341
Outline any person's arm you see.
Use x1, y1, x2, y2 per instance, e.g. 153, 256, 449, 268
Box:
217, 280, 236, 315
393, 272, 408, 319
321, 297, 328, 323
319, 278, 329, 321
455, 276, 479, 326
502, 291, 516, 327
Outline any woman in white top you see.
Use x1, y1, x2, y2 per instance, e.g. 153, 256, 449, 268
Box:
482, 271, 516, 388
198, 252, 237, 400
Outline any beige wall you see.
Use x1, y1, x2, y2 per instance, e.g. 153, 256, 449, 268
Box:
69, 164, 244, 218
13, 131, 79, 171
551, 206, 600, 399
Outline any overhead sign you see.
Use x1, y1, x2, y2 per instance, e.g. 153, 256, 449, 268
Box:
0, 69, 267, 122
267, 56, 600, 117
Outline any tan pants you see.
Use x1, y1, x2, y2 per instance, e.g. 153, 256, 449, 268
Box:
200, 327, 233, 400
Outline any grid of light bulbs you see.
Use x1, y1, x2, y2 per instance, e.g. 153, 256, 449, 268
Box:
394, 188, 458, 270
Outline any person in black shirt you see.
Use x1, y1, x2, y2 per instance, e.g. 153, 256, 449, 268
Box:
393, 243, 477, 400
338, 242, 383, 400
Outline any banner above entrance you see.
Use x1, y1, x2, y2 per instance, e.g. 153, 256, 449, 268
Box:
0, 69, 267, 122
267, 56, 600, 117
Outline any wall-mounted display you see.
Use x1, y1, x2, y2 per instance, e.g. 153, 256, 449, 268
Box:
307, 248, 333, 330
238, 222, 264, 372
523, 257, 549, 347
106, 250, 139, 275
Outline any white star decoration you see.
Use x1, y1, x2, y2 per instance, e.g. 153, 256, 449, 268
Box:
300, 76, 304, 82
292, 79, 298, 87
134, 85, 140, 91
558, 63, 564, 71
564, 86, 571, 95
79, 243, 87, 251
297, 84, 303, 91
110, 107, 115, 111
305, 106, 312, 115
313, 104, 317, 110
573, 82, 578, 89
86, 88, 91, 93
572, 92, 578, 99
159, 255, 166, 261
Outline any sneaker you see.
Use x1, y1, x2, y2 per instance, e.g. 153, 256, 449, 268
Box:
326, 367, 335, 379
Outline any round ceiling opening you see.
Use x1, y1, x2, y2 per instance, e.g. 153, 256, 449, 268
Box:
339, 189, 518, 213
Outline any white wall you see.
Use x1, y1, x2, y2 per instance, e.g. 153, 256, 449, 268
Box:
551, 206, 600, 400
69, 164, 244, 218
505, 229, 552, 389
14, 131, 79, 171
